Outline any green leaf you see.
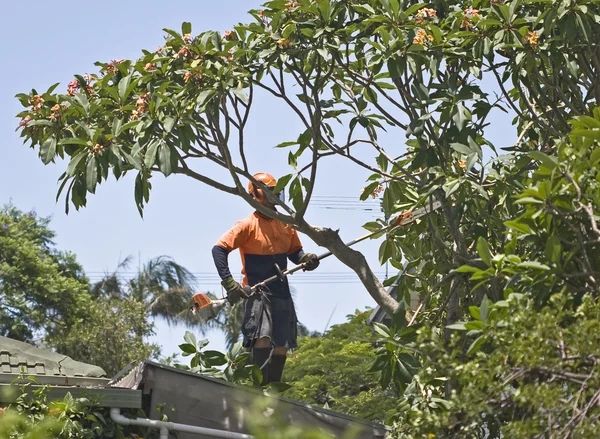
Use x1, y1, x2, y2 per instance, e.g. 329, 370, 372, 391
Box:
232, 88, 249, 103
477, 237, 493, 267
480, 296, 490, 321
275, 141, 298, 148
202, 350, 228, 367
467, 335, 486, 356
86, 156, 98, 193
184, 331, 197, 347
163, 117, 175, 133
67, 151, 88, 177
274, 173, 293, 194
75, 93, 90, 115
505, 219, 533, 234
454, 265, 481, 273
446, 323, 467, 330
158, 143, 175, 177
514, 197, 544, 205
182, 22, 192, 35
197, 89, 216, 108
545, 235, 562, 263
452, 104, 470, 131
387, 58, 404, 80
363, 221, 383, 232
353, 4, 375, 14
144, 141, 160, 168
527, 151, 558, 170
517, 261, 550, 270
360, 181, 381, 201
450, 143, 474, 155
179, 343, 197, 354
40, 138, 57, 165
118, 75, 132, 103
372, 322, 391, 338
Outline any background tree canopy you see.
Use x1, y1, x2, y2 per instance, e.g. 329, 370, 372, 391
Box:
13, 0, 600, 436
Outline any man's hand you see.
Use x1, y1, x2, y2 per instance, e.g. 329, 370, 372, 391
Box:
221, 276, 248, 305
299, 253, 320, 271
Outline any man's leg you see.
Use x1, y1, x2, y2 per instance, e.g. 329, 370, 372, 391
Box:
268, 346, 288, 383
251, 337, 272, 385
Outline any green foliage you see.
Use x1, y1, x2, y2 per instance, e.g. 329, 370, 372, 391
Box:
0, 204, 90, 341
48, 298, 160, 376
284, 311, 401, 423
390, 293, 600, 438
0, 204, 159, 377
0, 377, 133, 439
175, 330, 261, 386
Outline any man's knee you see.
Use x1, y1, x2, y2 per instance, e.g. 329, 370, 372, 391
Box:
254, 337, 271, 348
273, 346, 288, 356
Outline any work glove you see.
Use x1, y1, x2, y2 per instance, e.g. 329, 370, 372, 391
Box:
299, 253, 320, 271
222, 276, 248, 305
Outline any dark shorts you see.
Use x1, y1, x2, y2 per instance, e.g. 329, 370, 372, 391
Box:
242, 293, 298, 349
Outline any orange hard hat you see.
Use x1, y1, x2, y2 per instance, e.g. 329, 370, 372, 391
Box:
248, 172, 277, 201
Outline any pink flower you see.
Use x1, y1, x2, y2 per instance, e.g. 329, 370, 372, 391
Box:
67, 79, 79, 96
19, 116, 32, 127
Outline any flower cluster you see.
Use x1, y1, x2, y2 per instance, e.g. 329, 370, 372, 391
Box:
461, 8, 480, 29
106, 59, 125, 73
222, 30, 234, 40
67, 79, 79, 96
131, 92, 150, 120
144, 63, 157, 71
413, 29, 434, 45
92, 143, 104, 154
49, 104, 63, 121
183, 33, 192, 44
365, 184, 384, 199
461, 17, 473, 30
67, 74, 95, 95
525, 30, 539, 48
276, 38, 292, 48
416, 8, 436, 24
286, 1, 300, 8
174, 46, 191, 59
30, 95, 44, 111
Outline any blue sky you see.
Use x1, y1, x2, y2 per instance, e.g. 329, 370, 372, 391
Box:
1, 1, 513, 364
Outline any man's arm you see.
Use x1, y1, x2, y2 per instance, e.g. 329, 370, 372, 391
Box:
212, 245, 232, 280
213, 220, 251, 304
287, 229, 320, 271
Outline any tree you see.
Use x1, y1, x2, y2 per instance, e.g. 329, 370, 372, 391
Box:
0, 204, 90, 342
15, 0, 600, 436
91, 255, 197, 326
0, 204, 159, 376
49, 298, 160, 376
284, 310, 400, 423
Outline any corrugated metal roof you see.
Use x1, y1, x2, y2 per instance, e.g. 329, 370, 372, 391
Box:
0, 336, 106, 378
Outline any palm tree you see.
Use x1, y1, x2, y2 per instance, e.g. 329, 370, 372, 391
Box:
92, 256, 246, 348
92, 255, 196, 325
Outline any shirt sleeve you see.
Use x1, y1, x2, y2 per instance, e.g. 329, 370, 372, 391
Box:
215, 219, 251, 252
212, 245, 232, 280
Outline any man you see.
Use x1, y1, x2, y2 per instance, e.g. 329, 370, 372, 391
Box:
212, 172, 319, 385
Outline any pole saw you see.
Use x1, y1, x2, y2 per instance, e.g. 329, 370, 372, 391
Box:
190, 199, 442, 321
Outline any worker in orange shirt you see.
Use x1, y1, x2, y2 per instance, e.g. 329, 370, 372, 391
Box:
212, 172, 319, 385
